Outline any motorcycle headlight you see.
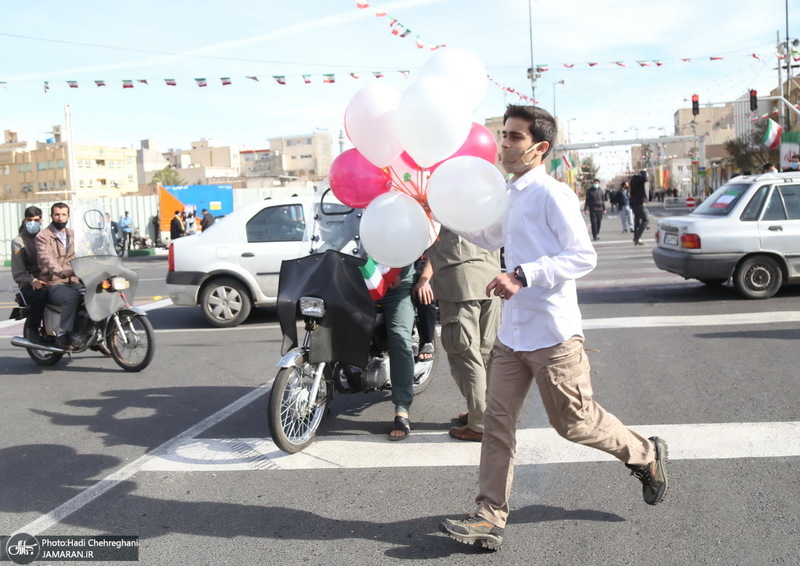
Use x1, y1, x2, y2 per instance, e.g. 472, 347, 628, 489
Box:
298, 296, 325, 318
108, 276, 131, 291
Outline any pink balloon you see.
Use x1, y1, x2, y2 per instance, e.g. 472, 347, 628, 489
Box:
430, 122, 498, 172
329, 149, 392, 208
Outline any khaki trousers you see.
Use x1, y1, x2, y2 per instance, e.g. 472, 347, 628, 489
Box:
475, 336, 655, 528
438, 298, 500, 432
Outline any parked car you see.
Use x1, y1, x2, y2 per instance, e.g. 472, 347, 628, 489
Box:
652, 171, 800, 299
166, 189, 359, 327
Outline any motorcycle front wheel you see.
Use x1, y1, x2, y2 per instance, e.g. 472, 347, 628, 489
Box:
107, 313, 155, 372
268, 363, 329, 454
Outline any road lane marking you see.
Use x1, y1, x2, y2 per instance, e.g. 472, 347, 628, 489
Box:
12, 384, 271, 537
141, 421, 800, 472
583, 311, 800, 329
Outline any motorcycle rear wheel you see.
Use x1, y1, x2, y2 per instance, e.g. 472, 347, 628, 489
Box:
27, 346, 64, 366
268, 363, 329, 454
107, 313, 155, 372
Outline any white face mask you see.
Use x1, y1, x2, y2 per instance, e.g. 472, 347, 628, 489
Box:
500, 141, 544, 175
25, 221, 41, 235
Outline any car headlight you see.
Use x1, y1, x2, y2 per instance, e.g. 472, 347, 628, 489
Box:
299, 296, 325, 318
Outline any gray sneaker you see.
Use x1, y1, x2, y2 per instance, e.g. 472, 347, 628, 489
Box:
627, 436, 669, 505
439, 514, 504, 550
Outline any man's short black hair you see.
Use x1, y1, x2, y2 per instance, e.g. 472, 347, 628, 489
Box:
503, 104, 557, 158
51, 202, 69, 214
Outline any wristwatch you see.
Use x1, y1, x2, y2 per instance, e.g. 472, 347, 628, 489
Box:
513, 265, 527, 287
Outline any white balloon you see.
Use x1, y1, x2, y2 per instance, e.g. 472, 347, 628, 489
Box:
395, 75, 472, 168
360, 191, 433, 267
344, 83, 404, 168
419, 48, 488, 111
427, 156, 509, 232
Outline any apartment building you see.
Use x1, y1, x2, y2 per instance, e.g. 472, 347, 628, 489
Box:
0, 128, 138, 202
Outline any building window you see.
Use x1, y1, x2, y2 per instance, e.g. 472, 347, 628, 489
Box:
59, 180, 66, 189
58, 160, 65, 168
37, 162, 47, 171
39, 181, 48, 191
4, 185, 10, 195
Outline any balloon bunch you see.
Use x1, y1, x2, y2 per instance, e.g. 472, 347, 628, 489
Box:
329, 48, 509, 267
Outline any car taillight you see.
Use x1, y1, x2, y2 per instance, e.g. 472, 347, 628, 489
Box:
681, 234, 701, 249
655, 229, 660, 242
168, 243, 174, 271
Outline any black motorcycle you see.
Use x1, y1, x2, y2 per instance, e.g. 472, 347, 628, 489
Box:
267, 250, 436, 454
10, 208, 156, 372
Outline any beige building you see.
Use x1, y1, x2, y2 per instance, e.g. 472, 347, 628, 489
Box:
268, 129, 333, 180
0, 128, 138, 202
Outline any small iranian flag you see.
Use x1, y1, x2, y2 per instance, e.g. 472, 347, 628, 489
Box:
358, 257, 401, 301
562, 153, 573, 170
323, 74, 335, 83
165, 78, 177, 86
762, 118, 783, 149
220, 77, 232, 85
273, 75, 286, 85
67, 81, 79, 88
195, 78, 208, 87
122, 80, 134, 89
94, 80, 106, 87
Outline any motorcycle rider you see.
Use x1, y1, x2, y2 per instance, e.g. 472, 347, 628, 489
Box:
35, 203, 113, 356
35, 202, 83, 350
11, 206, 49, 344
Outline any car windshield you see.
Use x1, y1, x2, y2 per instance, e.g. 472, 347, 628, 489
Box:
692, 183, 750, 216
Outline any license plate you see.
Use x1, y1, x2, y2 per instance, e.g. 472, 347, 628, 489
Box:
664, 234, 678, 245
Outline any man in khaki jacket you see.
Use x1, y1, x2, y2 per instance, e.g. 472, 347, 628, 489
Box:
35, 202, 82, 350
414, 227, 501, 441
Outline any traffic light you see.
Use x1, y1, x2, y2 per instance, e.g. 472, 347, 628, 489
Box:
749, 89, 758, 111
691, 94, 699, 116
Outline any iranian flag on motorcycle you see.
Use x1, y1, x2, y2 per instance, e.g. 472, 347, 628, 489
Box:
358, 257, 401, 301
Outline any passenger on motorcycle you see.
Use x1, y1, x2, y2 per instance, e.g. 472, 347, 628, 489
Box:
35, 202, 84, 351
11, 206, 49, 344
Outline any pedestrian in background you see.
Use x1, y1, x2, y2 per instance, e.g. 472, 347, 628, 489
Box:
617, 181, 634, 234
583, 179, 606, 241
200, 208, 216, 231
630, 170, 649, 245
119, 211, 134, 252
413, 227, 501, 442
170, 210, 185, 240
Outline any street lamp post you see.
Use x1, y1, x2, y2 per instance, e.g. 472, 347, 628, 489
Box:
778, 36, 800, 131
553, 80, 566, 119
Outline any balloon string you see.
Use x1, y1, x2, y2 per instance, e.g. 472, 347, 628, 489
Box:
386, 165, 435, 222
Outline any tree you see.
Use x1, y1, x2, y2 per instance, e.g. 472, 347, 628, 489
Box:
724, 120, 771, 174
578, 156, 600, 183
151, 167, 185, 186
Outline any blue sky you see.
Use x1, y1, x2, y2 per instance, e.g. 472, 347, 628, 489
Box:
0, 0, 796, 178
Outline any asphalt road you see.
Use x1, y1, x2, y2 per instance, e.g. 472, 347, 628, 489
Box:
1, 207, 798, 566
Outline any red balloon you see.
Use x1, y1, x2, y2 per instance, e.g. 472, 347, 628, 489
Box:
429, 122, 498, 172
329, 149, 392, 208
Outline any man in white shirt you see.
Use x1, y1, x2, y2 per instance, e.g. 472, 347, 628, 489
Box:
439, 105, 668, 551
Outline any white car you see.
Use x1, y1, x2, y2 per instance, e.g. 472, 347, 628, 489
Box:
652, 172, 800, 299
166, 190, 361, 327
167, 196, 315, 327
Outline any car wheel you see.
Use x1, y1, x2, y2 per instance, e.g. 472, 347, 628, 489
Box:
199, 277, 253, 327
733, 255, 782, 299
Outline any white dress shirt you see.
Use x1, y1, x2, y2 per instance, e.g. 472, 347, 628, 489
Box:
461, 164, 597, 351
